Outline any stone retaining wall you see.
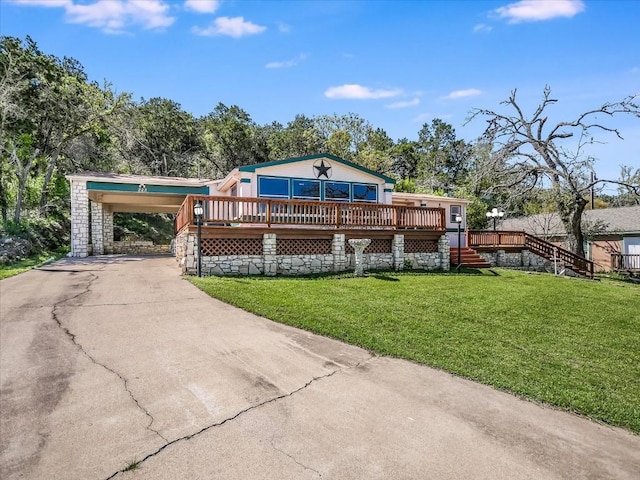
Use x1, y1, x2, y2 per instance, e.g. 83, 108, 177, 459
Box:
176, 232, 450, 276
111, 241, 171, 255
478, 249, 579, 276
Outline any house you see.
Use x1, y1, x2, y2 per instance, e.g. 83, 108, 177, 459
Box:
500, 206, 640, 272
68, 154, 470, 276
206, 154, 470, 247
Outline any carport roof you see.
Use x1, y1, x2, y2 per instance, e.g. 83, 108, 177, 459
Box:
66, 172, 211, 187
66, 172, 212, 214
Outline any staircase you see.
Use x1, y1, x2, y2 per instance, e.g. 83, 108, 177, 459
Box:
523, 233, 594, 278
450, 247, 492, 269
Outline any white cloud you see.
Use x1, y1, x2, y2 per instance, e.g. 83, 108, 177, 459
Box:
65, 0, 175, 33
473, 23, 493, 33
443, 88, 483, 100
386, 97, 420, 109
265, 54, 307, 69
184, 0, 220, 14
10, 0, 175, 33
193, 16, 266, 37
8, 0, 71, 6
324, 84, 401, 100
495, 0, 585, 23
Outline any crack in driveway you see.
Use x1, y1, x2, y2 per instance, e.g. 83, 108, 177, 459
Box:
51, 271, 168, 444
103, 357, 375, 480
269, 438, 323, 478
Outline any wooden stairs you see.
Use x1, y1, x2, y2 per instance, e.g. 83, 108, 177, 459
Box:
450, 247, 492, 269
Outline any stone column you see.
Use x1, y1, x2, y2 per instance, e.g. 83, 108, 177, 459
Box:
70, 180, 89, 257
392, 234, 405, 270
186, 233, 196, 274
438, 235, 450, 271
90, 201, 104, 255
496, 249, 506, 267
520, 249, 530, 269
103, 208, 114, 254
332, 234, 347, 272
263, 233, 277, 276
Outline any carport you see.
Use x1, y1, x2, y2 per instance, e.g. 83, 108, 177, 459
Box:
66, 173, 210, 257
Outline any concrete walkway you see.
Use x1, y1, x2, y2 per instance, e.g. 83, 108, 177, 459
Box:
1, 256, 638, 480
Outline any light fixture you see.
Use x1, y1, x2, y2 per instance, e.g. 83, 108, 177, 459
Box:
454, 215, 462, 271
486, 207, 504, 231
194, 200, 204, 277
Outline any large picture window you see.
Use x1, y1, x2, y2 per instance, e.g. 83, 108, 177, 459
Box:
292, 179, 320, 199
258, 177, 289, 198
325, 182, 350, 201
352, 183, 377, 202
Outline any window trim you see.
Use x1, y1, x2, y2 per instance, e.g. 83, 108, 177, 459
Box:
352, 183, 378, 203
291, 178, 321, 200
324, 181, 351, 202
450, 205, 462, 223
258, 176, 290, 199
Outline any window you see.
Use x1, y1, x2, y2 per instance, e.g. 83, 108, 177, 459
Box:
325, 182, 350, 201
353, 183, 377, 202
258, 177, 289, 198
450, 205, 462, 223
292, 179, 320, 199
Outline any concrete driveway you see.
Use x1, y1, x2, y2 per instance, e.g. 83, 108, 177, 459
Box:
1, 255, 638, 480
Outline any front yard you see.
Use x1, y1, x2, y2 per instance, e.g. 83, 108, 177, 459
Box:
191, 269, 640, 433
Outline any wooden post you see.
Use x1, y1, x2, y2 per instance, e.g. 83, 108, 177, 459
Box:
266, 199, 271, 227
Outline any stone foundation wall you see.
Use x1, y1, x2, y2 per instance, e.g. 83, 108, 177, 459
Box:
176, 232, 450, 277
112, 241, 171, 255
405, 252, 442, 270
478, 249, 579, 276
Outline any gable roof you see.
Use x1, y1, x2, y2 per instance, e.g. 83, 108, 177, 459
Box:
237, 154, 397, 184
501, 205, 640, 236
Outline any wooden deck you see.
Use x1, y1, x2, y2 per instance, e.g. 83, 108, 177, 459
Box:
175, 195, 446, 233
611, 254, 640, 273
468, 230, 595, 278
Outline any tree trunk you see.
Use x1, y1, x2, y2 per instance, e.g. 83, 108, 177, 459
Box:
567, 197, 588, 258
11, 145, 38, 223
39, 142, 62, 216
0, 158, 8, 223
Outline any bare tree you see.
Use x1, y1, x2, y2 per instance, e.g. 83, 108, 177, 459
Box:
468, 86, 640, 257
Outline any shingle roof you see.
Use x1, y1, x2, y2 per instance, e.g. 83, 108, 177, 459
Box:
500, 205, 640, 236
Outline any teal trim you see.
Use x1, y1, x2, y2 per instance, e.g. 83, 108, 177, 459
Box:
238, 153, 396, 184
257, 175, 290, 198
240, 178, 251, 183
384, 188, 393, 192
291, 177, 321, 200
446, 227, 466, 232
86, 181, 207, 195
257, 174, 380, 203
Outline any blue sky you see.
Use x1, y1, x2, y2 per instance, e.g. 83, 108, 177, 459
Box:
2, 0, 639, 188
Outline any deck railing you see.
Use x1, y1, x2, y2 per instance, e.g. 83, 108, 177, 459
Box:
175, 195, 446, 233
468, 230, 594, 278
611, 253, 640, 272
468, 230, 525, 247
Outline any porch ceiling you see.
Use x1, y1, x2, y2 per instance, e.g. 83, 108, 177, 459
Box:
87, 191, 186, 214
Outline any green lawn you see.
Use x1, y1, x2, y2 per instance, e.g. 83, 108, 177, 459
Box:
0, 253, 61, 280
191, 269, 640, 433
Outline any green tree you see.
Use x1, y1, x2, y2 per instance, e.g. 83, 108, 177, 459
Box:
416, 119, 472, 194
266, 115, 325, 160
199, 103, 267, 177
